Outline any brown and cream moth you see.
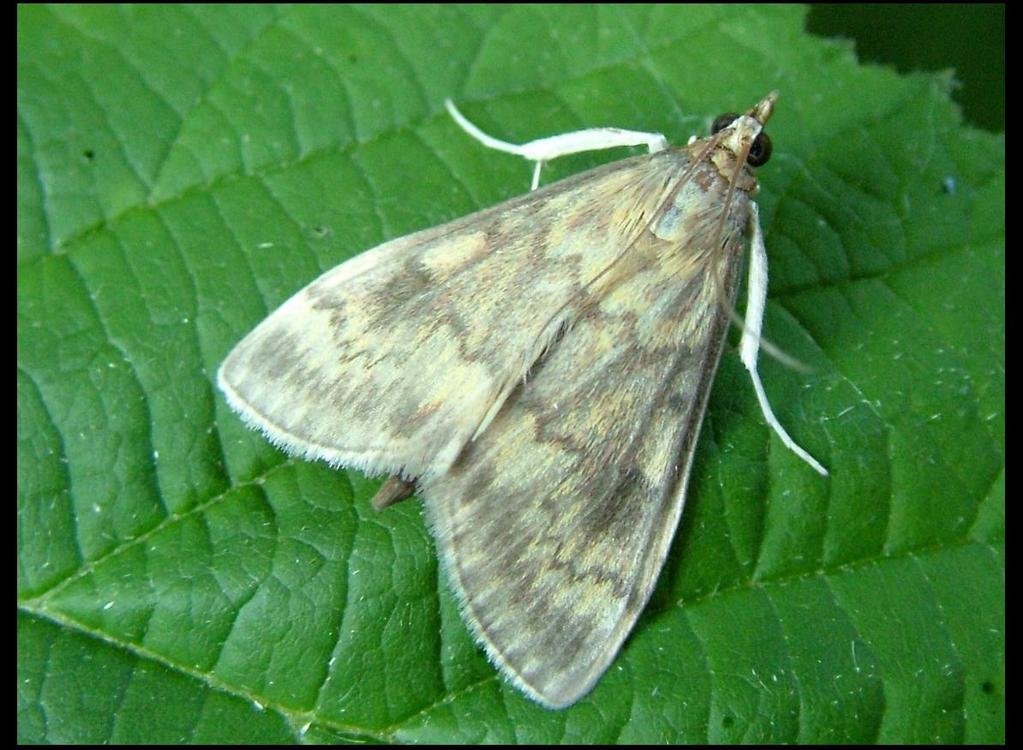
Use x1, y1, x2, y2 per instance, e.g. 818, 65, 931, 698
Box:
217, 92, 827, 709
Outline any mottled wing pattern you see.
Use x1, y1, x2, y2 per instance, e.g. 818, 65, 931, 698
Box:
218, 151, 689, 481
420, 185, 749, 707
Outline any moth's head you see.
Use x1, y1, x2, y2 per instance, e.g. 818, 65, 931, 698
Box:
683, 90, 777, 197
709, 90, 777, 169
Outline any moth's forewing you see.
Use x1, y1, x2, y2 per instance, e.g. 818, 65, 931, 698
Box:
218, 154, 686, 480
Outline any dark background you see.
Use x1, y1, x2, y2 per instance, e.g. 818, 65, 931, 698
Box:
807, 4, 1004, 132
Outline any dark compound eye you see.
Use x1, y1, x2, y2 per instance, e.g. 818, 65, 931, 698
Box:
711, 113, 738, 134
747, 132, 772, 167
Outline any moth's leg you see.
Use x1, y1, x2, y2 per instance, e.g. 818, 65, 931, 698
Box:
372, 476, 418, 510
445, 99, 668, 191
740, 202, 829, 476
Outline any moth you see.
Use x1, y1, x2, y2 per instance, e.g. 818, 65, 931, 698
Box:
217, 91, 827, 709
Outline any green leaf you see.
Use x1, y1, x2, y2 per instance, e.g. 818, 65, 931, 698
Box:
18, 4, 1003, 743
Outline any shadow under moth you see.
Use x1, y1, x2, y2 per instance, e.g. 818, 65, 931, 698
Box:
217, 91, 827, 709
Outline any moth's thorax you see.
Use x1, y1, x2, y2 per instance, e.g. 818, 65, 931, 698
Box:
709, 145, 758, 195
648, 99, 772, 252
650, 150, 752, 249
